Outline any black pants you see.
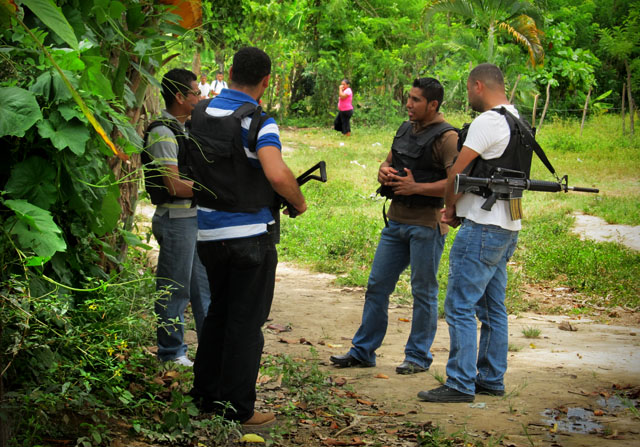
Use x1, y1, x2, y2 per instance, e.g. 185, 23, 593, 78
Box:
192, 233, 277, 422
334, 109, 353, 134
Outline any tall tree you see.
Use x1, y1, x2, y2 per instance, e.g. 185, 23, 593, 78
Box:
424, 0, 545, 66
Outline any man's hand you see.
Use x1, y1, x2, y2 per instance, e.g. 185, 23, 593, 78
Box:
440, 206, 461, 228
386, 168, 419, 196
378, 165, 398, 185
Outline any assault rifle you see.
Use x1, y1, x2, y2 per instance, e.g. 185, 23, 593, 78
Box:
280, 161, 327, 218
454, 168, 599, 220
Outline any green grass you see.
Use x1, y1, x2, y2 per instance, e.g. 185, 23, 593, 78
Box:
522, 327, 542, 338
279, 113, 640, 310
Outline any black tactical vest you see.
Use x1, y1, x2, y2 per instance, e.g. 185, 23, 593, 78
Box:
459, 107, 535, 197
141, 118, 190, 206
181, 100, 277, 213
378, 120, 455, 208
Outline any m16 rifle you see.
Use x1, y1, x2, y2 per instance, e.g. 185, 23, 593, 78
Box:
280, 161, 327, 218
454, 168, 599, 220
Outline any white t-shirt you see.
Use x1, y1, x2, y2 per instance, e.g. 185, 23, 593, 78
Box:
198, 82, 211, 98
212, 79, 228, 95
456, 104, 521, 231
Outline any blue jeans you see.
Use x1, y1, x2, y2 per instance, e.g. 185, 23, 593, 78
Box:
444, 219, 518, 395
152, 212, 211, 361
349, 220, 446, 368
192, 233, 278, 422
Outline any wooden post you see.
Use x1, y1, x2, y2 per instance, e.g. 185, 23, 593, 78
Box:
580, 86, 592, 137
532, 93, 539, 128
625, 59, 635, 135
509, 74, 521, 103
539, 82, 552, 129
622, 83, 626, 135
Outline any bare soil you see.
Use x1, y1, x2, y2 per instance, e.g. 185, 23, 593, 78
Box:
262, 262, 640, 446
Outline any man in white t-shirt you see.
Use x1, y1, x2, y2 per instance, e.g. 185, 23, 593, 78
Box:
211, 71, 228, 96
198, 73, 211, 99
418, 64, 526, 403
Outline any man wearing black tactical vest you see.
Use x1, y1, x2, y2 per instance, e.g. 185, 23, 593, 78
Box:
418, 64, 526, 403
330, 78, 458, 375
187, 47, 306, 428
142, 69, 211, 368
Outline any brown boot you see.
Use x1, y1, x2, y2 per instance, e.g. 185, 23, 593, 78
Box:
242, 411, 276, 427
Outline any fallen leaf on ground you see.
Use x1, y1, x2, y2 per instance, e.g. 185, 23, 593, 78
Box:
398, 318, 410, 322
375, 373, 389, 379
278, 337, 296, 344
356, 398, 374, 406
240, 433, 265, 443
300, 337, 313, 345
327, 343, 343, 348
593, 409, 604, 416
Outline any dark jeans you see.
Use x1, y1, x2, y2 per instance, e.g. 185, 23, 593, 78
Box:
192, 233, 277, 422
334, 109, 353, 134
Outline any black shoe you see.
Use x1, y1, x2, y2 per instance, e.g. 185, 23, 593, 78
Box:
475, 383, 505, 396
329, 353, 374, 368
396, 361, 427, 375
417, 385, 475, 403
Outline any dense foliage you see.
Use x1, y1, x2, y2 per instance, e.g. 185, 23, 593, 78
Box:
0, 0, 637, 445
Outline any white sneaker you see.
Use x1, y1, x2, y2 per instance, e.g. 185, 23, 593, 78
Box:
173, 355, 194, 367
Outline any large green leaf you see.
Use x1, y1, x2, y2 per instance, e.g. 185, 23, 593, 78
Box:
0, 87, 43, 137
4, 199, 67, 259
5, 156, 57, 210
37, 112, 89, 155
21, 0, 79, 49
90, 185, 121, 237
29, 70, 75, 103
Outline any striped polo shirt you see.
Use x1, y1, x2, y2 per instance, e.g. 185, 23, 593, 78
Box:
196, 89, 281, 241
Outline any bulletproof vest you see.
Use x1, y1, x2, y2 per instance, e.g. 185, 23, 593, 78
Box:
141, 118, 190, 206
378, 121, 455, 208
181, 100, 277, 213
459, 107, 535, 198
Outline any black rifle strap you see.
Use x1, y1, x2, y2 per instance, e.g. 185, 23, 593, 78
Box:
382, 198, 389, 228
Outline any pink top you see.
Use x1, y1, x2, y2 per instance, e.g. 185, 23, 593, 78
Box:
338, 87, 353, 111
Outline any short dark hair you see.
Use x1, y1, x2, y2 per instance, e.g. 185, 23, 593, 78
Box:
469, 63, 504, 88
412, 77, 444, 111
342, 78, 351, 86
162, 68, 197, 107
231, 47, 271, 86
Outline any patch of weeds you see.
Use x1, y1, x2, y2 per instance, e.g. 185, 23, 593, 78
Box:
429, 368, 446, 385
522, 327, 541, 338
508, 343, 523, 352
261, 348, 345, 417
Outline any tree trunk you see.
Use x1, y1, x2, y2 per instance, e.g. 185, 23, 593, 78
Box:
487, 23, 495, 63
532, 93, 539, 128
580, 86, 592, 137
509, 74, 521, 103
625, 58, 635, 135
622, 83, 626, 135
192, 51, 201, 76
538, 82, 551, 129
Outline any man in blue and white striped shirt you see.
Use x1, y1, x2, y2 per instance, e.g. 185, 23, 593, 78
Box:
190, 47, 306, 428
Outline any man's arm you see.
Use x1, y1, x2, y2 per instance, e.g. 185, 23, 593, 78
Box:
257, 146, 307, 215
162, 164, 194, 198
441, 146, 479, 225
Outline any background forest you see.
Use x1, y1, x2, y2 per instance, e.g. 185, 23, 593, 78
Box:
0, 0, 638, 446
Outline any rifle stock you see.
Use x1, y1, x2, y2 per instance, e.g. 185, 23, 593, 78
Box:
280, 161, 327, 218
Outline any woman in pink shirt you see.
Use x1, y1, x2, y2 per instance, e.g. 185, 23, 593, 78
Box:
334, 79, 353, 136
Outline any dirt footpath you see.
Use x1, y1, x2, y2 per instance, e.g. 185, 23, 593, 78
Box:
264, 263, 640, 447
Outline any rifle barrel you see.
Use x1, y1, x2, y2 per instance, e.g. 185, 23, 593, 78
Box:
569, 186, 599, 193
